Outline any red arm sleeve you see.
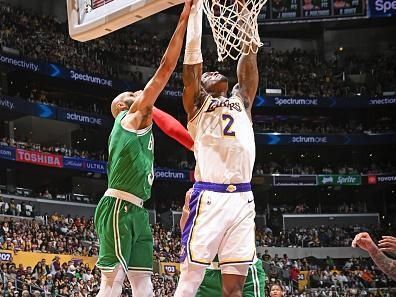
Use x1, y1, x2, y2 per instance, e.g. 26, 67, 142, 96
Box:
152, 107, 194, 151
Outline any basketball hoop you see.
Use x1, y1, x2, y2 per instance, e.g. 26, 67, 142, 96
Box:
203, 0, 267, 61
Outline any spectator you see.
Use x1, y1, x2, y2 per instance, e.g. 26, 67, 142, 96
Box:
8, 199, 17, 216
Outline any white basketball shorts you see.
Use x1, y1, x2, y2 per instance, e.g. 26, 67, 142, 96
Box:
180, 182, 256, 268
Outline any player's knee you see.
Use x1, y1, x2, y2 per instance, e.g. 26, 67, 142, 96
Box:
222, 272, 246, 296
174, 262, 206, 297
221, 266, 248, 297
97, 265, 125, 297
127, 271, 153, 297
222, 280, 244, 297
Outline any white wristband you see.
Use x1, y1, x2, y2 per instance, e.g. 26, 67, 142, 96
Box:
184, 50, 203, 65
184, 0, 203, 65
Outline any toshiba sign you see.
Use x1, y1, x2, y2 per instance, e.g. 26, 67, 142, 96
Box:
16, 149, 63, 168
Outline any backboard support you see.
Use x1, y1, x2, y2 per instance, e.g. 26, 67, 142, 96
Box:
67, 0, 184, 42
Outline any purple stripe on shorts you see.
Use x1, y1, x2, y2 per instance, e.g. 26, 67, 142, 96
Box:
180, 189, 202, 263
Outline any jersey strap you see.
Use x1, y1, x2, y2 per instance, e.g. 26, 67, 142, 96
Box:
188, 94, 211, 124
193, 182, 251, 193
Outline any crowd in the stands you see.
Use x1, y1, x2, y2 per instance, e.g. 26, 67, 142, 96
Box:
0, 259, 179, 297
261, 253, 395, 296
0, 201, 391, 254
0, 204, 393, 295
253, 119, 395, 134
0, 250, 394, 296
253, 160, 396, 175
255, 224, 393, 248
1, 1, 396, 97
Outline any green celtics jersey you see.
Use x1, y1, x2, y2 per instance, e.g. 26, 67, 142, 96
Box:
107, 111, 154, 201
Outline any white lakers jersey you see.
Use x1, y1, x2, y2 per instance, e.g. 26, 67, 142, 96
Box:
187, 94, 256, 184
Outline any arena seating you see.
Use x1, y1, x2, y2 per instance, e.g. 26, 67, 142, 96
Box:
1, 2, 395, 97
0, 207, 393, 295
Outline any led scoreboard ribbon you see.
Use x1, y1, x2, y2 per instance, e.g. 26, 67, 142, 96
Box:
257, 0, 365, 22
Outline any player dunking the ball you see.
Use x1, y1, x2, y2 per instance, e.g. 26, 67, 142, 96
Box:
152, 108, 266, 297
174, 0, 260, 296
93, 2, 193, 297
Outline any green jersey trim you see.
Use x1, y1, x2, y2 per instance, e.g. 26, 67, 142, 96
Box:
113, 198, 128, 271
250, 264, 261, 297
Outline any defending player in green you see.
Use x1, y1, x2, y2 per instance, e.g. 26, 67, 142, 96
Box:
94, 2, 193, 296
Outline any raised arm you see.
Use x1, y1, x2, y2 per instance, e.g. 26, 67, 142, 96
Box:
127, 1, 193, 127
182, 0, 203, 121
235, 3, 259, 111
352, 232, 396, 281
236, 48, 258, 110
152, 107, 194, 150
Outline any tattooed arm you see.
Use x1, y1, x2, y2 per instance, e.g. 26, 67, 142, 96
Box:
352, 232, 396, 281
368, 248, 396, 280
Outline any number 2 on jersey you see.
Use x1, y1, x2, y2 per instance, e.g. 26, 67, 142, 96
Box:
222, 114, 236, 137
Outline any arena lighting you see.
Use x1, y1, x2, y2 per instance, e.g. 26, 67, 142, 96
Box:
383, 91, 396, 96
266, 88, 282, 94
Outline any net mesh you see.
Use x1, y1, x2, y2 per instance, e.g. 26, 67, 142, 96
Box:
203, 0, 267, 61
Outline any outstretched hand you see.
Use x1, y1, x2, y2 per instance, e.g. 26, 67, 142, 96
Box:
352, 232, 378, 254
379, 236, 396, 253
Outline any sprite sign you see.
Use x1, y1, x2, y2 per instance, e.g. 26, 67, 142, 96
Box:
317, 175, 361, 186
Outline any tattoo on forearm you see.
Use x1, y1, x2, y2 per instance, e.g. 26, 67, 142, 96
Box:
370, 249, 396, 280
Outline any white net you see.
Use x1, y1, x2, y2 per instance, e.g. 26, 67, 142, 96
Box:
203, 0, 268, 61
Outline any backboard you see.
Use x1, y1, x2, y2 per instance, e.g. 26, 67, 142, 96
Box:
67, 0, 184, 42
